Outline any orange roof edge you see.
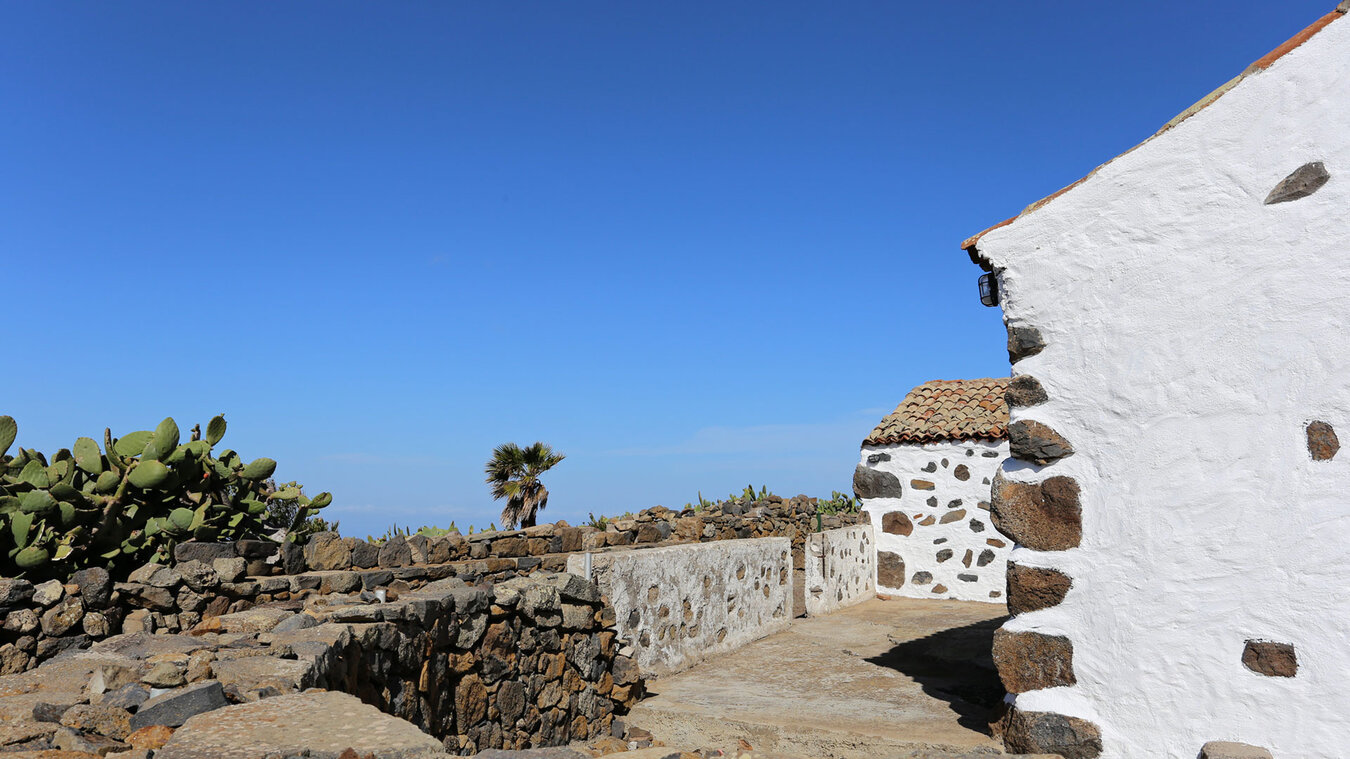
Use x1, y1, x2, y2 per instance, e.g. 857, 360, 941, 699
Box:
960, 3, 1349, 253
863, 378, 1010, 447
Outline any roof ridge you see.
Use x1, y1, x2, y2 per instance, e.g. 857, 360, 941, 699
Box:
960, 4, 1348, 252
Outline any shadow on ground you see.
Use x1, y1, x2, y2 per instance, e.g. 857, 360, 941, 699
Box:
864, 615, 1009, 734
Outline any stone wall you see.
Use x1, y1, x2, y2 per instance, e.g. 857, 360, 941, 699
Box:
267, 496, 857, 578
0, 572, 641, 756
0, 497, 859, 675
568, 538, 792, 676
804, 524, 874, 616
0, 553, 576, 675
169, 496, 858, 594
964, 8, 1350, 757
856, 438, 1010, 602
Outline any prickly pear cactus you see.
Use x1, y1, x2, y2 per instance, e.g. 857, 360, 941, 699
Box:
0, 414, 332, 581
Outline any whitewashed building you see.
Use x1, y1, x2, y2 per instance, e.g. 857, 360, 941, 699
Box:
963, 5, 1350, 758
854, 378, 1011, 603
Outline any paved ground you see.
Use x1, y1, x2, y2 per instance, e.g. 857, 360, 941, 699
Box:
626, 597, 1012, 759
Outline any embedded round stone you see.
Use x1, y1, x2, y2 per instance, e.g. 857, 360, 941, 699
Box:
1009, 420, 1075, 465
853, 466, 903, 499
1307, 421, 1339, 461
880, 511, 913, 536
1264, 161, 1330, 205
992, 629, 1076, 693
1242, 640, 1297, 677
1007, 375, 1048, 407
1006, 563, 1072, 615
990, 472, 1082, 551
1200, 741, 1274, 759
1003, 708, 1102, 758
1007, 325, 1046, 363
876, 551, 905, 588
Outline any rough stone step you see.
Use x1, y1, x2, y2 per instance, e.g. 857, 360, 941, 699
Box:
155, 690, 449, 759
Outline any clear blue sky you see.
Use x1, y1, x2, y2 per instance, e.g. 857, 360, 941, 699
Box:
2, 1, 1332, 537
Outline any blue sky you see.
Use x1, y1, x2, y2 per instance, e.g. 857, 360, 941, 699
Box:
2, 1, 1332, 537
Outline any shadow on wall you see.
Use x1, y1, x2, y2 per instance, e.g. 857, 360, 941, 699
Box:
864, 615, 1009, 734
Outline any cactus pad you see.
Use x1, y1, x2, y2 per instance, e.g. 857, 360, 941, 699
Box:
15, 546, 50, 569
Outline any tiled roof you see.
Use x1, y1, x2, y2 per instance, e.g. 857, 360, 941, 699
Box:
864, 378, 1009, 447
961, 3, 1349, 252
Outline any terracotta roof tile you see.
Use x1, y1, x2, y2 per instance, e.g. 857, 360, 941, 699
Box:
961, 3, 1349, 252
863, 378, 1010, 447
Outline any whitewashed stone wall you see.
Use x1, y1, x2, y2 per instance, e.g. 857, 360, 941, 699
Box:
804, 524, 875, 616
969, 11, 1350, 758
857, 439, 1009, 602
568, 538, 791, 676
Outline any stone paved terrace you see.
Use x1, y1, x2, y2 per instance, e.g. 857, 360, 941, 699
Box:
625, 597, 1015, 759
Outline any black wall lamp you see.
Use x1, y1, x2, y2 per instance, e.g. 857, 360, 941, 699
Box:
978, 272, 999, 307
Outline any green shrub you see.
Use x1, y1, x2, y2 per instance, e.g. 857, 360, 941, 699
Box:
679, 485, 859, 514
367, 522, 495, 544
817, 490, 861, 515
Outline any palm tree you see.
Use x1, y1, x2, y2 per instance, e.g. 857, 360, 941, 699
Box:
484, 442, 565, 530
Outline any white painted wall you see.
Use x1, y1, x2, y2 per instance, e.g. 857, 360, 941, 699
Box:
804, 524, 875, 616
568, 538, 791, 676
974, 15, 1350, 758
859, 439, 1010, 603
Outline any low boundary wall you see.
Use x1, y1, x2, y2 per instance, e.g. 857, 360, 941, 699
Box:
0, 572, 642, 756
0, 497, 861, 675
568, 538, 791, 676
804, 524, 875, 616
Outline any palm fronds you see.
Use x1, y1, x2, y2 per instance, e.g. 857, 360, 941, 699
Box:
485, 441, 565, 529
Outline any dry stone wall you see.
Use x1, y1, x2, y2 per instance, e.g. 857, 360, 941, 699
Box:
288, 496, 856, 579
0, 572, 642, 756
0, 553, 575, 675
804, 524, 874, 616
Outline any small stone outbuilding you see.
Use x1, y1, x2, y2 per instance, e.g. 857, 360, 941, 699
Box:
962, 4, 1350, 757
854, 378, 1010, 602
